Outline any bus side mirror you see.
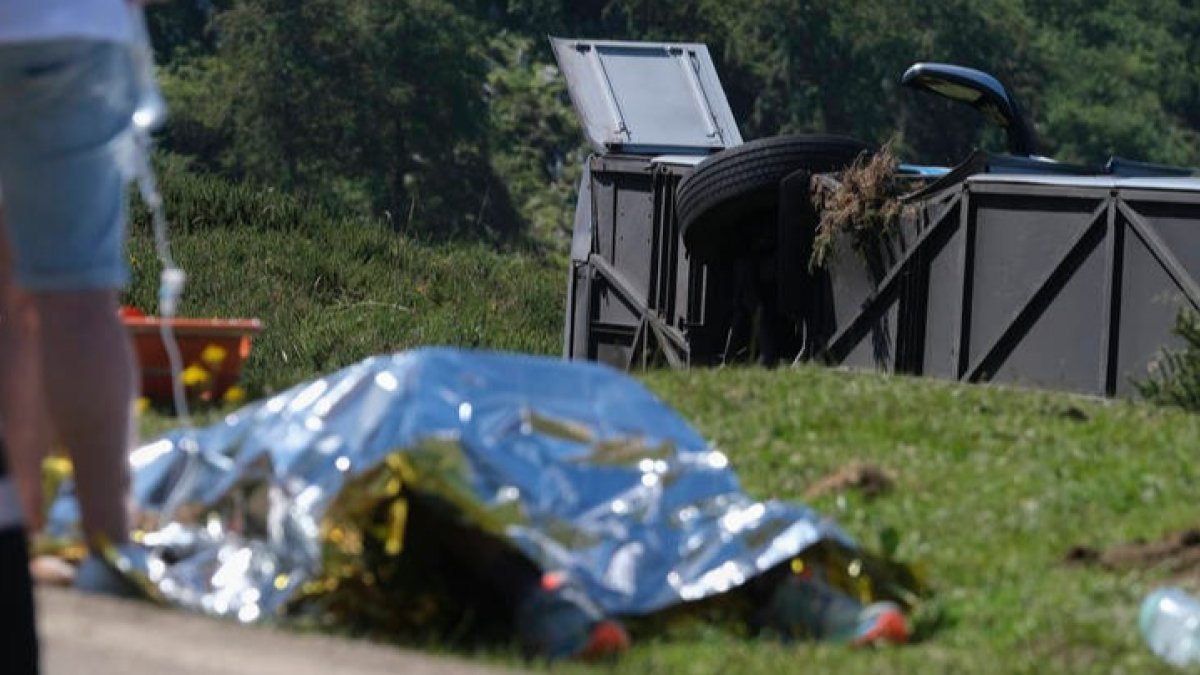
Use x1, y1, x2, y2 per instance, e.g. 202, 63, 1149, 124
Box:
901, 62, 1037, 157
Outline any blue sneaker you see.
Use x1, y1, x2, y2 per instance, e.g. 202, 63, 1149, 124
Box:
762, 563, 909, 646
515, 571, 630, 661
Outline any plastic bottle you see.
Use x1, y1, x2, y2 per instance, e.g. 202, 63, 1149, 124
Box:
1140, 587, 1200, 667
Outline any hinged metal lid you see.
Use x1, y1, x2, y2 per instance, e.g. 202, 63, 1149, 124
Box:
550, 37, 742, 155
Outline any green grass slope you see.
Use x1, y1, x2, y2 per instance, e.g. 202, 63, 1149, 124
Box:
123, 165, 564, 394
620, 367, 1198, 674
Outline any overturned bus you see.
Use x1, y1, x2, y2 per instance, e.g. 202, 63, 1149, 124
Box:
554, 37, 1200, 398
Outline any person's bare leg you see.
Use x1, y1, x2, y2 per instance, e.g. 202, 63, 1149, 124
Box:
33, 289, 134, 549
0, 217, 54, 532
0, 291, 53, 532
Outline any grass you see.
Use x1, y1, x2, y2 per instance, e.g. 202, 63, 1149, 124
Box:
128, 167, 1198, 673
623, 367, 1198, 674
124, 162, 565, 395
140, 366, 1197, 674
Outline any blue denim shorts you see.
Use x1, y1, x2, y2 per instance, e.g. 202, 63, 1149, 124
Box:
0, 40, 136, 291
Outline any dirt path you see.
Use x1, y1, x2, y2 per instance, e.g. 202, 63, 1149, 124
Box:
1065, 526, 1200, 582
37, 587, 518, 675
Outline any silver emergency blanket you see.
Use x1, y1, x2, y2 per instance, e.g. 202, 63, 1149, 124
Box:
48, 348, 853, 622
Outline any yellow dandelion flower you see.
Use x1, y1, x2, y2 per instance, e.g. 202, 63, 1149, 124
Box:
222, 385, 247, 405
182, 363, 211, 387
135, 397, 151, 416
201, 344, 228, 369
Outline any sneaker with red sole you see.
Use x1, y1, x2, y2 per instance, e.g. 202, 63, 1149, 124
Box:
515, 570, 631, 661
761, 563, 910, 646
848, 600, 910, 646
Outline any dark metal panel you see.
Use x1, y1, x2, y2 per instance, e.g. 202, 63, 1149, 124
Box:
592, 279, 640, 335
1119, 189, 1200, 206
591, 257, 689, 353
572, 266, 593, 359
683, 265, 735, 364
592, 169, 617, 263
821, 197, 957, 365
826, 237, 880, 332
1124, 199, 1200, 298
922, 205, 965, 378
923, 192, 960, 225
611, 171, 656, 305
593, 326, 636, 367
987, 228, 1108, 393
967, 181, 1111, 199
571, 162, 596, 263
893, 214, 925, 374
563, 267, 576, 358
1098, 197, 1122, 395
1114, 205, 1199, 396
965, 203, 1107, 383
563, 263, 584, 359
673, 244, 693, 328
652, 169, 681, 321
841, 301, 900, 371
967, 195, 1104, 365
953, 190, 975, 379
593, 154, 665, 173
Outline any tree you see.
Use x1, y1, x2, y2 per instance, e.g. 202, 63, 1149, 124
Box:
151, 0, 1200, 248
164, 0, 520, 238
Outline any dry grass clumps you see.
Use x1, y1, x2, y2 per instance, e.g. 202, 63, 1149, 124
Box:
809, 144, 908, 269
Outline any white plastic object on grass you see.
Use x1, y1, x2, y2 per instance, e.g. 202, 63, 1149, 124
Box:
1140, 587, 1200, 667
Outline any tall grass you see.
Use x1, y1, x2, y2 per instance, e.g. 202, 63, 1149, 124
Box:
124, 160, 565, 395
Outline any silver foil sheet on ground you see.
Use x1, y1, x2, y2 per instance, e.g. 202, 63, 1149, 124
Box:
48, 349, 853, 622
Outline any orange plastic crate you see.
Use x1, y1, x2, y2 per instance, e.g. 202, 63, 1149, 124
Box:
121, 308, 262, 404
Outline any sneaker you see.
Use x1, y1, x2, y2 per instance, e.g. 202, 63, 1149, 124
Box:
74, 541, 164, 603
848, 600, 910, 647
514, 570, 631, 661
762, 562, 909, 646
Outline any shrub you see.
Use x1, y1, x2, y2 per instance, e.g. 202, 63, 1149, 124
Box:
1138, 308, 1200, 411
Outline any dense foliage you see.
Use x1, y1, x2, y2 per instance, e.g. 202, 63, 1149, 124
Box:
147, 0, 1200, 245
